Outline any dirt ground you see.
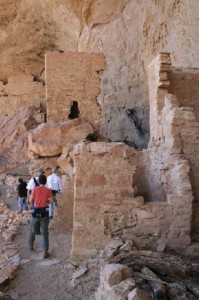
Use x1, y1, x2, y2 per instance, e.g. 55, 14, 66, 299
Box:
0, 185, 100, 300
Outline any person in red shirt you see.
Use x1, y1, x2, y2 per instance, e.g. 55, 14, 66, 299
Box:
28, 175, 52, 258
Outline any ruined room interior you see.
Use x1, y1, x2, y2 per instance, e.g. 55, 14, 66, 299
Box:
0, 1, 199, 299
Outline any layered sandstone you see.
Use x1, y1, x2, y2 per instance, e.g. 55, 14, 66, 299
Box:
0, 105, 44, 173
0, 74, 45, 116
1, 1, 198, 148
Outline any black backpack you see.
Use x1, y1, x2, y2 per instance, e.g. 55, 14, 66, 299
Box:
33, 177, 39, 187
29, 178, 39, 195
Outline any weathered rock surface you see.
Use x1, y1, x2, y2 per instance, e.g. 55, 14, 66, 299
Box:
0, 203, 30, 289
28, 118, 94, 157
96, 238, 199, 300
0, 0, 80, 79
1, 1, 198, 148
0, 105, 43, 173
0, 74, 45, 116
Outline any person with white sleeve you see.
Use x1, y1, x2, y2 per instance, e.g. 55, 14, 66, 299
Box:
47, 167, 63, 219
26, 168, 45, 234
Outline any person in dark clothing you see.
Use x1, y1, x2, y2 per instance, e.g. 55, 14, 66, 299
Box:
17, 178, 27, 212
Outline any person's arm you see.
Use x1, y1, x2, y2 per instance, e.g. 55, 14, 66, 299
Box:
47, 189, 53, 204
29, 193, 34, 205
28, 187, 35, 205
47, 175, 51, 189
27, 190, 31, 204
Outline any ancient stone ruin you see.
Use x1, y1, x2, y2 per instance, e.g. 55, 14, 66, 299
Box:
27, 51, 196, 257
0, 1, 199, 299
0, 48, 199, 299
0, 48, 199, 297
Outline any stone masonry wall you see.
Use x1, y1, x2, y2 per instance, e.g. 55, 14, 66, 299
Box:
168, 68, 199, 238
148, 53, 199, 239
71, 141, 192, 257
45, 51, 105, 130
71, 53, 195, 257
23, 51, 196, 255
72, 142, 144, 257
50, 175, 74, 232
0, 74, 45, 116
168, 67, 199, 123
161, 96, 199, 240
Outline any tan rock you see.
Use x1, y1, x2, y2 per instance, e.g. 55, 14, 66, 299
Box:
28, 119, 94, 157
128, 288, 152, 300
102, 264, 132, 287
57, 156, 73, 176
120, 241, 134, 252
0, 105, 40, 173
96, 278, 136, 300
4, 249, 18, 258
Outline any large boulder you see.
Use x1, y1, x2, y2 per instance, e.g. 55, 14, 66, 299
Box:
28, 118, 94, 157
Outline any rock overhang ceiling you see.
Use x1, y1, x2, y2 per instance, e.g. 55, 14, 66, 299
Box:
0, 0, 199, 149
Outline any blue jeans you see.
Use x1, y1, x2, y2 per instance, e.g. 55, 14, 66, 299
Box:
29, 216, 50, 251
18, 197, 27, 212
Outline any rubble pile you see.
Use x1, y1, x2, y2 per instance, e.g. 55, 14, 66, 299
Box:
0, 174, 19, 189
0, 203, 29, 291
96, 239, 199, 300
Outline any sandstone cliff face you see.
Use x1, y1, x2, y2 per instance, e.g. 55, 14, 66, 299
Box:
0, 105, 43, 173
0, 0, 198, 148
79, 0, 199, 148
0, 0, 80, 79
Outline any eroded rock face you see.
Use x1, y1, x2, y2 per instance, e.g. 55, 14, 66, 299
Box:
0, 0, 80, 79
0, 74, 45, 116
0, 105, 43, 173
1, 1, 198, 148
79, 0, 199, 148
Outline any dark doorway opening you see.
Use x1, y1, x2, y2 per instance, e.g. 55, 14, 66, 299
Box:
69, 101, 80, 119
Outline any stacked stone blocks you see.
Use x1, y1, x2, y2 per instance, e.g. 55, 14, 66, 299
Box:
45, 51, 105, 130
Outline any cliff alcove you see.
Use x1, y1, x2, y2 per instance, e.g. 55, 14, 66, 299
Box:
0, 1, 199, 299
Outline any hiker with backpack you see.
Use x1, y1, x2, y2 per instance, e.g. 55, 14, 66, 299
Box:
27, 168, 44, 234
27, 168, 44, 200
28, 174, 52, 258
